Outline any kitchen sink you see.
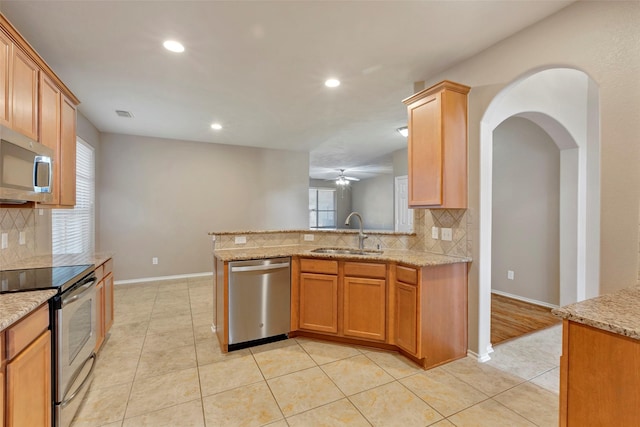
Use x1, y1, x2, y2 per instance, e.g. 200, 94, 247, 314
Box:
310, 248, 382, 256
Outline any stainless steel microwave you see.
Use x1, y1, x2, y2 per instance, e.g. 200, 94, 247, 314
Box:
0, 125, 53, 203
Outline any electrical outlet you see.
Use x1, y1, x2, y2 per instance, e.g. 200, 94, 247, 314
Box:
19, 231, 26, 245
303, 234, 315, 241
152, 257, 158, 265
1, 233, 7, 249
431, 227, 439, 239
39, 208, 44, 216
234, 236, 247, 244
507, 270, 515, 280
441, 228, 453, 241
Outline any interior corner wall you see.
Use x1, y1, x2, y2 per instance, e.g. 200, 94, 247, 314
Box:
98, 133, 309, 280
419, 1, 640, 353
351, 174, 394, 230
491, 117, 560, 305
393, 148, 409, 176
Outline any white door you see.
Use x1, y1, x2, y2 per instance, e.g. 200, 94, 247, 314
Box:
395, 176, 413, 232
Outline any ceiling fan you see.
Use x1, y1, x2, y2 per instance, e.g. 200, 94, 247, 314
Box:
326, 169, 360, 186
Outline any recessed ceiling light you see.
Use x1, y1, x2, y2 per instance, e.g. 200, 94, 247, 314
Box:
210, 123, 222, 130
325, 78, 340, 88
163, 40, 185, 53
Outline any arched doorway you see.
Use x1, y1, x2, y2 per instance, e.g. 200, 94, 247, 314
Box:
477, 68, 600, 361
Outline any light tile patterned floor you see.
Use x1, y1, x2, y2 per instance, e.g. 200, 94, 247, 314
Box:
71, 278, 561, 427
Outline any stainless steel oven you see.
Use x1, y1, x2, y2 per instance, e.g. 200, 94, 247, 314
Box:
0, 264, 96, 427
51, 270, 97, 427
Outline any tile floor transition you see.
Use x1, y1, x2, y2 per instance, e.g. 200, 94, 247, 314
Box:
70, 277, 562, 427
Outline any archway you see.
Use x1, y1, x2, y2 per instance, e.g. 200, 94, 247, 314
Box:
477, 68, 600, 361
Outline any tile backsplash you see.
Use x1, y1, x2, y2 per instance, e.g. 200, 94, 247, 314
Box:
212, 208, 470, 258
0, 208, 37, 267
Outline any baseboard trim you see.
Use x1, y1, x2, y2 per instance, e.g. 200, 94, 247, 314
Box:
115, 271, 213, 285
491, 289, 559, 309
468, 348, 491, 363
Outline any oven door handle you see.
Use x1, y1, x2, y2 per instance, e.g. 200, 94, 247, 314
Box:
62, 278, 97, 305
60, 352, 97, 408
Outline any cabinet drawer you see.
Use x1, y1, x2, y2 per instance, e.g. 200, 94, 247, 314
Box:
6, 303, 49, 360
396, 265, 418, 285
104, 258, 113, 275
94, 264, 104, 282
300, 258, 338, 275
344, 262, 386, 279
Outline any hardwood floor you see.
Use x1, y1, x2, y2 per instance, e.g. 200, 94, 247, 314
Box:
491, 293, 560, 345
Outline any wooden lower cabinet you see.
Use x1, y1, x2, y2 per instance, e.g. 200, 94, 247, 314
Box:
95, 278, 105, 352
0, 366, 4, 426
394, 281, 419, 355
4, 304, 51, 427
6, 331, 51, 427
299, 273, 339, 334
104, 272, 114, 332
343, 276, 386, 341
391, 263, 467, 369
95, 258, 115, 353
559, 320, 640, 426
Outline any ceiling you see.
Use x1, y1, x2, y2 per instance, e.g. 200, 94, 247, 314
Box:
0, 1, 573, 180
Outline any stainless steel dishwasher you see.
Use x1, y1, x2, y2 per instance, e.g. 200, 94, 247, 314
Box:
228, 257, 291, 350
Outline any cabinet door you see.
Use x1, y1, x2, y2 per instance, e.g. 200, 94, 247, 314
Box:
104, 272, 114, 332
11, 46, 38, 140
6, 330, 51, 427
1, 365, 5, 426
39, 73, 61, 205
0, 29, 11, 126
299, 273, 338, 334
95, 279, 105, 352
59, 95, 76, 206
343, 277, 386, 341
407, 92, 442, 207
395, 281, 419, 356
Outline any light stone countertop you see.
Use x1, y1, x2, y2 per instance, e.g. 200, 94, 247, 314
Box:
0, 252, 114, 271
1, 252, 114, 332
208, 229, 415, 236
213, 245, 471, 267
0, 290, 56, 332
552, 285, 640, 340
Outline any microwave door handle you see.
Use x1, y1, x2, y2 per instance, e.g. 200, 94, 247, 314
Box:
33, 155, 52, 191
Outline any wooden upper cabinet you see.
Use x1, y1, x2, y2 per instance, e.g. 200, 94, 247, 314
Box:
59, 95, 76, 206
0, 29, 11, 126
39, 73, 61, 205
403, 80, 470, 209
11, 46, 38, 140
39, 75, 76, 207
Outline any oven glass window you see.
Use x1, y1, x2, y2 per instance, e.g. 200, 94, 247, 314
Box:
69, 298, 92, 364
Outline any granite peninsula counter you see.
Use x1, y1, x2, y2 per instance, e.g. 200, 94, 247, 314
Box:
553, 285, 639, 426
213, 245, 471, 267
552, 285, 640, 340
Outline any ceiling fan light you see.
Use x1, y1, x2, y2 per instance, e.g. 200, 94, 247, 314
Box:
397, 126, 408, 137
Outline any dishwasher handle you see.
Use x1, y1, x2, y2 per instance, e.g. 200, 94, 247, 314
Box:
230, 262, 290, 273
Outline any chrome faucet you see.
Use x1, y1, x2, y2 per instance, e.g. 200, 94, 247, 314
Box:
345, 212, 368, 250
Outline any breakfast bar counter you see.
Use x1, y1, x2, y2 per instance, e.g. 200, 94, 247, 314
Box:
213, 245, 471, 267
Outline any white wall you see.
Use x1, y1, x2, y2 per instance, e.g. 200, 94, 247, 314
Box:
419, 1, 640, 353
492, 117, 560, 305
98, 133, 308, 280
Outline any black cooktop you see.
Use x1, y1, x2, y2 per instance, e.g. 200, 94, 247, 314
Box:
0, 264, 95, 294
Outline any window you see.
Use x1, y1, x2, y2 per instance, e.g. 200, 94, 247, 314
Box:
309, 188, 336, 229
52, 138, 95, 254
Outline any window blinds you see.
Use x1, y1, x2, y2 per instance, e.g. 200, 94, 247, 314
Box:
52, 138, 95, 254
